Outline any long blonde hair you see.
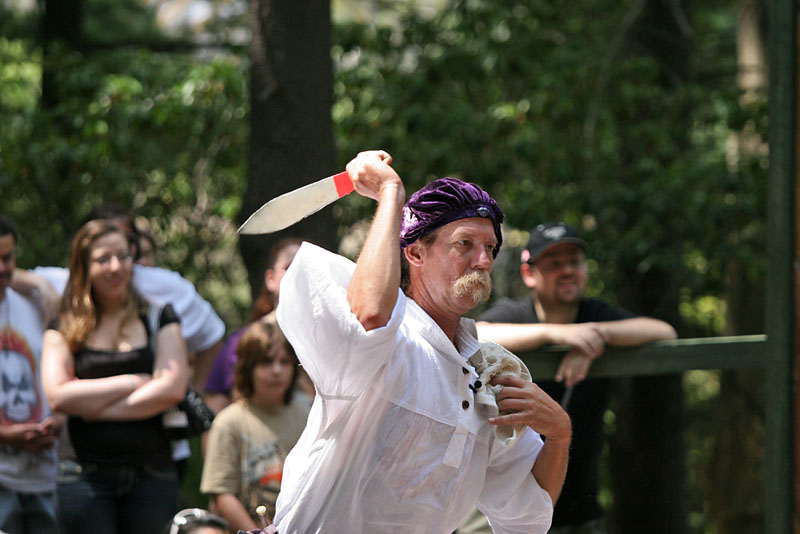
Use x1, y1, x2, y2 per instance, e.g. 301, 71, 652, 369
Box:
59, 220, 141, 350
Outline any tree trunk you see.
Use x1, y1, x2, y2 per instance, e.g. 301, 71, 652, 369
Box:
707, 1, 768, 532
608, 1, 693, 532
41, 0, 85, 108
240, 0, 339, 300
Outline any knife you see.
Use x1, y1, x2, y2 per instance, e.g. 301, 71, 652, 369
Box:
237, 171, 354, 234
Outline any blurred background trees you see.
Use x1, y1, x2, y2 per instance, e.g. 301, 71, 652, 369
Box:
0, 0, 769, 531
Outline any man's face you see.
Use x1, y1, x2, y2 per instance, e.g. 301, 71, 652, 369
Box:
0, 234, 16, 295
135, 236, 155, 267
410, 217, 496, 315
265, 243, 301, 299
527, 243, 587, 307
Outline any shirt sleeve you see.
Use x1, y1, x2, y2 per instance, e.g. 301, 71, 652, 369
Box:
479, 429, 554, 534
132, 265, 225, 353
157, 303, 180, 329
276, 242, 405, 398
200, 407, 243, 496
32, 266, 68, 295
204, 328, 245, 394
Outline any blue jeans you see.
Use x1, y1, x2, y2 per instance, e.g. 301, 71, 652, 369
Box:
0, 484, 59, 534
57, 460, 178, 534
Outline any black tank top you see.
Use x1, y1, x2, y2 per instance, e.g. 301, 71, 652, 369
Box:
68, 304, 178, 468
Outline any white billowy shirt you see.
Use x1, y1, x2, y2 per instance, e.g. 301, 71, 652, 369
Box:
274, 243, 553, 534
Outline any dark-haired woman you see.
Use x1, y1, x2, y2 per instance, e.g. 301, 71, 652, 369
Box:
200, 317, 309, 532
41, 220, 188, 534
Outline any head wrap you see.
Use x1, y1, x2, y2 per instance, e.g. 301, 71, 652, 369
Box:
399, 177, 504, 257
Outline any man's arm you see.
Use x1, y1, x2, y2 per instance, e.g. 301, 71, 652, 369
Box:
477, 321, 608, 357
212, 493, 258, 532
10, 268, 60, 324
0, 422, 57, 452
490, 374, 571, 504
345, 150, 405, 331
531, 432, 571, 505
479, 318, 676, 387
478, 317, 676, 355
592, 317, 677, 346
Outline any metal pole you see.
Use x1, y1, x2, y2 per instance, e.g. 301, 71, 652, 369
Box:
764, 0, 797, 531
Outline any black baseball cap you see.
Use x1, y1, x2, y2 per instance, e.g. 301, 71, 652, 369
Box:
521, 222, 587, 264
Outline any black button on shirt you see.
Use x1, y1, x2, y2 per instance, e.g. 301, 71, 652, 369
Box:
462, 400, 470, 410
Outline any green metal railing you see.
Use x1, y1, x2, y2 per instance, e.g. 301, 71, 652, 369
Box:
519, 335, 767, 380
517, 335, 770, 530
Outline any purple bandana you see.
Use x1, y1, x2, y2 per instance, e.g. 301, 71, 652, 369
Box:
399, 177, 504, 257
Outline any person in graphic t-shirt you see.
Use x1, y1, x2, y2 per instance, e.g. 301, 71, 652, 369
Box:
0, 215, 61, 534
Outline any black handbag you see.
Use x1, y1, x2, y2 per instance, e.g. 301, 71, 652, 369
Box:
147, 302, 216, 440
163, 386, 215, 440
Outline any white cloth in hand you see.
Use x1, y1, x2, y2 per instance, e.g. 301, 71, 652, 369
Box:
469, 341, 532, 445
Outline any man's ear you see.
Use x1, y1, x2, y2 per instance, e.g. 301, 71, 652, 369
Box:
404, 243, 425, 268
520, 262, 537, 290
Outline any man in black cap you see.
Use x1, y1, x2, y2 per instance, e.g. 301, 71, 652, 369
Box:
273, 151, 571, 533
477, 222, 677, 534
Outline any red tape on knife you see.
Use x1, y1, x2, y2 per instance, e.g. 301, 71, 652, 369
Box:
333, 171, 355, 197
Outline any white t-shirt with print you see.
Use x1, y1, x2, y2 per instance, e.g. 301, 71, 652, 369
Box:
0, 288, 57, 493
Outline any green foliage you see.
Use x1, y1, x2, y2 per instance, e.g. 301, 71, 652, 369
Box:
331, 6, 768, 531
683, 369, 722, 533
83, 0, 166, 45
3, 0, 765, 335
0, 2, 39, 40
0, 41, 251, 326
0, 1, 772, 528
332, 0, 767, 334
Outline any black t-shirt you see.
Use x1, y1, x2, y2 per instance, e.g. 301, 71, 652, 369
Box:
68, 303, 179, 469
479, 296, 634, 526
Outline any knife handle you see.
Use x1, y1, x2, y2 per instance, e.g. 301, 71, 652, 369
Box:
333, 171, 355, 197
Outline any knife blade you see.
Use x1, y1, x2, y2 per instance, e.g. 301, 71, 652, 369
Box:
237, 171, 354, 234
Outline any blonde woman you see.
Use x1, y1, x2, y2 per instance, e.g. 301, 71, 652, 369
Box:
41, 220, 188, 534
